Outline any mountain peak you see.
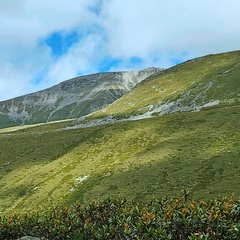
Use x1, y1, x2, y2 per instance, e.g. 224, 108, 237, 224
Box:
0, 68, 161, 128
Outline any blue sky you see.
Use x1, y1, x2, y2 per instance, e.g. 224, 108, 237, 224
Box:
44, 31, 81, 57
0, 0, 240, 101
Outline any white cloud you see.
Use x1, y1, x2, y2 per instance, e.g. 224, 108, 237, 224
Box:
101, 0, 240, 59
0, 0, 24, 16
45, 33, 105, 86
0, 0, 100, 101
0, 0, 240, 101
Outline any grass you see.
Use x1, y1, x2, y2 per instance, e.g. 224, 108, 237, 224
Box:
0, 103, 239, 214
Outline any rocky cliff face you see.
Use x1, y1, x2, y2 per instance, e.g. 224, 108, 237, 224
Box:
0, 67, 161, 128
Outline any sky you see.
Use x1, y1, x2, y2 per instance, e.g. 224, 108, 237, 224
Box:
0, 0, 240, 101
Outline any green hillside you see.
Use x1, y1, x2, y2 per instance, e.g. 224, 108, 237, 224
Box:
90, 50, 240, 120
0, 51, 240, 215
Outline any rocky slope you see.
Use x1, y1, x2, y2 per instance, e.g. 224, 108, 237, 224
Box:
0, 67, 161, 128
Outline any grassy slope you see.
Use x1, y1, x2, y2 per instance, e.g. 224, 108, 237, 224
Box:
0, 104, 239, 214
91, 50, 240, 119
0, 50, 239, 215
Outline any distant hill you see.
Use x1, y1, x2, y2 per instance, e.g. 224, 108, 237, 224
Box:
0, 67, 161, 128
0, 50, 239, 215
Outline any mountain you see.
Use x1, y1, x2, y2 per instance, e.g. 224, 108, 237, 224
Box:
0, 67, 161, 129
0, 50, 239, 215
83, 50, 240, 123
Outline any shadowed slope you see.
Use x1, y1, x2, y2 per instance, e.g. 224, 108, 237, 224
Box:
0, 104, 239, 214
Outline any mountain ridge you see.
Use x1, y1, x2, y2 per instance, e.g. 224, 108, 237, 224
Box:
0, 67, 161, 128
86, 50, 240, 122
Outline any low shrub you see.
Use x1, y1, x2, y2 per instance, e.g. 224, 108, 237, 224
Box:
1, 193, 240, 239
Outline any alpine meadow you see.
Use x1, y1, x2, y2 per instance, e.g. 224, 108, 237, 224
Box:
0, 50, 240, 239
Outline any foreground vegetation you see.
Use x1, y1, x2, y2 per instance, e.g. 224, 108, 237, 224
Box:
1, 192, 240, 239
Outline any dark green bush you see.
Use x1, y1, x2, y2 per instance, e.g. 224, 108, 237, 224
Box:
1, 193, 240, 239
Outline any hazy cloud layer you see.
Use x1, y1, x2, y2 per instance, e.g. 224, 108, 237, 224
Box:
0, 0, 240, 101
